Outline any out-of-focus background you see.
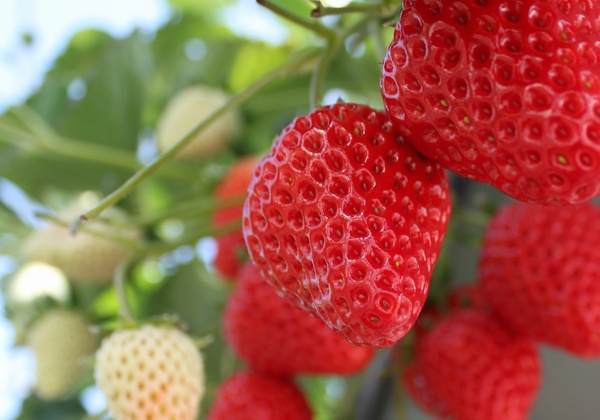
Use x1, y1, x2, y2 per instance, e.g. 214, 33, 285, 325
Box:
1, 0, 599, 419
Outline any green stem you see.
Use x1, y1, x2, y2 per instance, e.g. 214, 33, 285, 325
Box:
257, 0, 336, 40
311, 1, 385, 17
74, 48, 320, 230
35, 212, 144, 251
4, 107, 198, 182
114, 256, 138, 323
309, 37, 342, 109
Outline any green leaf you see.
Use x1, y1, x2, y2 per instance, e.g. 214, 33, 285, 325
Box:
228, 42, 292, 92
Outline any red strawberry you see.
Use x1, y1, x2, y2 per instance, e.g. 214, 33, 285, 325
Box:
243, 103, 451, 347
381, 0, 600, 205
213, 156, 261, 280
447, 283, 487, 311
479, 202, 600, 357
404, 309, 541, 420
207, 371, 312, 420
224, 262, 373, 376
403, 363, 449, 419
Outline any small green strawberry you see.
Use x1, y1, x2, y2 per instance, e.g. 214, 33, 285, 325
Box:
26, 308, 98, 400
156, 85, 241, 160
21, 205, 141, 284
94, 324, 205, 420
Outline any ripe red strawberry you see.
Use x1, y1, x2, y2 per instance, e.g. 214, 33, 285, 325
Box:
404, 309, 541, 420
213, 156, 261, 280
224, 262, 373, 376
207, 371, 312, 420
381, 0, 600, 205
243, 103, 451, 347
479, 202, 600, 357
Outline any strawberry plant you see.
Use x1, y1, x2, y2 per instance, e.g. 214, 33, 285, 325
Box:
0, 1, 599, 419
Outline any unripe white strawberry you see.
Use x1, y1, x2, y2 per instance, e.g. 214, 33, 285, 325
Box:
94, 324, 205, 420
26, 308, 98, 400
156, 85, 241, 160
21, 206, 141, 284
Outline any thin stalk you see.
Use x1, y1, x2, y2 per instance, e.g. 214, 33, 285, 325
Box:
114, 256, 139, 323
309, 36, 342, 109
257, 0, 336, 40
74, 48, 320, 230
35, 212, 144, 251
311, 1, 385, 17
5, 107, 198, 182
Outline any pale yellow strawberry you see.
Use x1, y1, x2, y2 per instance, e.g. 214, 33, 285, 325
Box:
94, 324, 205, 420
156, 85, 241, 159
27, 308, 99, 400
21, 205, 141, 284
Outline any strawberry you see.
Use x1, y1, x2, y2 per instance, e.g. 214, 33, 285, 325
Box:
26, 308, 98, 400
243, 103, 451, 347
224, 262, 373, 376
22, 205, 141, 284
156, 85, 241, 160
94, 324, 205, 420
207, 371, 312, 420
479, 201, 600, 357
381, 0, 600, 205
213, 156, 262, 280
404, 309, 541, 420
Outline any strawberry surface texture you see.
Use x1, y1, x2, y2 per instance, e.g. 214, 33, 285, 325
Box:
381, 0, 600, 205
94, 324, 205, 420
243, 103, 451, 347
404, 309, 541, 420
479, 201, 600, 357
207, 371, 312, 420
224, 262, 373, 376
